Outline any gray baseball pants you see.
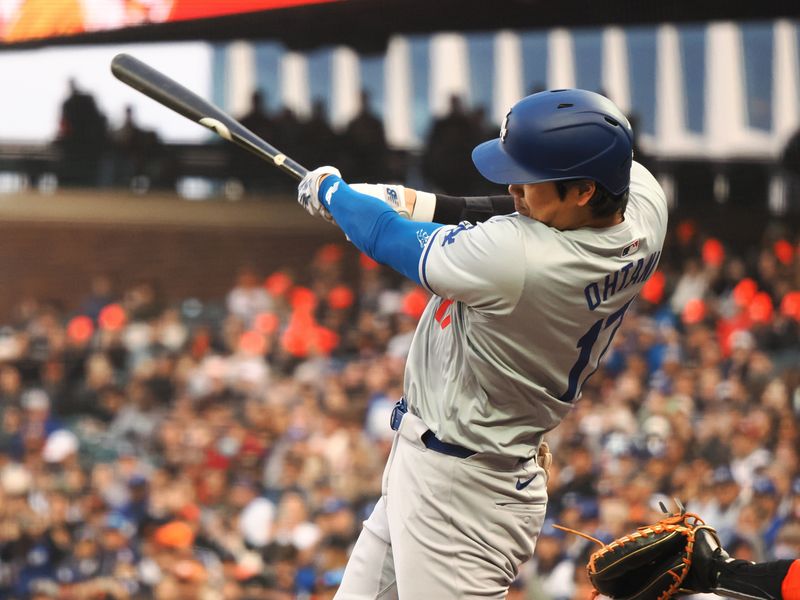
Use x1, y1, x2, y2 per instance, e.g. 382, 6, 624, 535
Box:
334, 411, 547, 599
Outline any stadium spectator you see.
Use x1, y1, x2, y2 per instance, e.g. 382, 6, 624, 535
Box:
55, 78, 110, 186
234, 90, 281, 193
226, 265, 273, 327
421, 93, 486, 194
301, 99, 340, 173
111, 104, 163, 191
341, 90, 389, 182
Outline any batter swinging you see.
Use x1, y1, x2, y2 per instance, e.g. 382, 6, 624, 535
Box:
296, 89, 667, 599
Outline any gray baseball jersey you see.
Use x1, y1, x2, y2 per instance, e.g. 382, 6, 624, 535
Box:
405, 161, 667, 459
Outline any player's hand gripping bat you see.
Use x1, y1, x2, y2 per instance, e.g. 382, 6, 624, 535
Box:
110, 53, 308, 181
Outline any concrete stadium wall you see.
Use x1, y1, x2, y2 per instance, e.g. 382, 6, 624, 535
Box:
0, 190, 344, 319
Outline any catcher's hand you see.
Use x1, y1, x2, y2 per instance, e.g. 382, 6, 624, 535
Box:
558, 502, 714, 600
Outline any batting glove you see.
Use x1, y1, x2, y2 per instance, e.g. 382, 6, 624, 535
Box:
297, 165, 341, 221
350, 184, 411, 218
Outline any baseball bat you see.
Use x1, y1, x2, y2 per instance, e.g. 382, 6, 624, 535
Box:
110, 53, 308, 181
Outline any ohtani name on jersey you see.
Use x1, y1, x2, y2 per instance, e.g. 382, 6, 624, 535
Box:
584, 250, 661, 311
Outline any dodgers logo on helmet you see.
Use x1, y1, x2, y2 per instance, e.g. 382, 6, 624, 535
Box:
500, 109, 512, 142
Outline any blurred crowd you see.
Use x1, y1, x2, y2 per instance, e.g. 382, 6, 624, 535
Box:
50, 79, 525, 196
0, 207, 798, 600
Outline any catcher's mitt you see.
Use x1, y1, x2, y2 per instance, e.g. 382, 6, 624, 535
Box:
556, 502, 715, 600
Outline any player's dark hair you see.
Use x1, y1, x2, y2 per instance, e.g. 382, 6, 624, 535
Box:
555, 179, 629, 218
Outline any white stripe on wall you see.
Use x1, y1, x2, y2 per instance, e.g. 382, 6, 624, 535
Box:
705, 22, 748, 155
656, 24, 687, 152
331, 46, 360, 130
773, 20, 800, 150
493, 31, 524, 124
385, 35, 415, 147
430, 33, 470, 116
227, 40, 256, 117
281, 51, 310, 118
547, 28, 575, 89
603, 27, 631, 114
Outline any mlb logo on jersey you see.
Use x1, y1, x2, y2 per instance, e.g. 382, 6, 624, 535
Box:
621, 239, 640, 257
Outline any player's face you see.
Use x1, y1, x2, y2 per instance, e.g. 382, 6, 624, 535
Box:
508, 182, 586, 230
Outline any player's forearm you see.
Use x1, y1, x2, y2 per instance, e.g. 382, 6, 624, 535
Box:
319, 176, 441, 284
435, 194, 516, 224
404, 190, 516, 224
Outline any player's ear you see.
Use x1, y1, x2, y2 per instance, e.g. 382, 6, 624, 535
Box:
574, 180, 596, 207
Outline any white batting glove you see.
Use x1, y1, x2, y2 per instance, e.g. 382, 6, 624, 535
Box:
350, 184, 411, 218
297, 165, 341, 221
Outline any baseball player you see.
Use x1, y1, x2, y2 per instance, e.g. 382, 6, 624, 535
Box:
297, 89, 666, 598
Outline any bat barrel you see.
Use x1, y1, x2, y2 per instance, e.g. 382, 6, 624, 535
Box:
111, 53, 308, 181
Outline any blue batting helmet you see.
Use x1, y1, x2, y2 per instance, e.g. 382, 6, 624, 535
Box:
472, 89, 633, 195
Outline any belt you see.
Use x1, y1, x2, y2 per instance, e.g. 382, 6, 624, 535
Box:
390, 398, 476, 459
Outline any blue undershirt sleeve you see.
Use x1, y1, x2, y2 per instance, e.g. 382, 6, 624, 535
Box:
317, 176, 442, 284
